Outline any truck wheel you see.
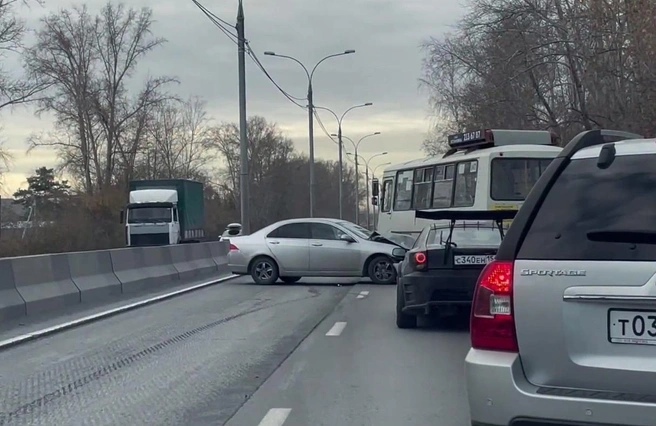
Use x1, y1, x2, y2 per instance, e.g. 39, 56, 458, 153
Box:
368, 255, 396, 284
396, 282, 417, 329
280, 276, 301, 284
250, 256, 279, 285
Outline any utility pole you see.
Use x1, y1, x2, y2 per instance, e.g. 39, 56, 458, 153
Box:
236, 0, 250, 234
307, 83, 315, 217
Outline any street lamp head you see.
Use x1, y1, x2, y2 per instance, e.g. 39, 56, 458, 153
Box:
344, 49, 356, 54
382, 151, 388, 155
364, 102, 373, 106
330, 133, 338, 137
374, 131, 381, 135
264, 51, 276, 56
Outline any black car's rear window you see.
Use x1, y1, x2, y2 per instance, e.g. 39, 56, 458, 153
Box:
517, 153, 656, 261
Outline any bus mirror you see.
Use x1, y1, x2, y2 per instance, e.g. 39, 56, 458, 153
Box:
372, 179, 379, 196
372, 196, 378, 206
119, 210, 124, 224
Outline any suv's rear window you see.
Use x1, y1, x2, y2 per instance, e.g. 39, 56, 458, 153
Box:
518, 153, 656, 261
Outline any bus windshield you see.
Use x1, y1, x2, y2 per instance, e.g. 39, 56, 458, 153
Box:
491, 158, 553, 201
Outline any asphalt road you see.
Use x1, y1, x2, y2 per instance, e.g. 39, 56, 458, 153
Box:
0, 276, 472, 426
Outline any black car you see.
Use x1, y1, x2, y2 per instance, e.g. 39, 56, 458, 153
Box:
395, 209, 516, 329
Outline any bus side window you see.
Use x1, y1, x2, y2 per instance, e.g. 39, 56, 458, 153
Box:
432, 164, 454, 208
413, 167, 433, 209
453, 160, 477, 207
381, 179, 393, 212
394, 170, 413, 211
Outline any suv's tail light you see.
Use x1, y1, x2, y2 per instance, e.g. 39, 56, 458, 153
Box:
229, 243, 239, 251
411, 251, 427, 271
470, 260, 518, 352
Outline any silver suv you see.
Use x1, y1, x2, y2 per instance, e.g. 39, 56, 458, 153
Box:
465, 129, 656, 426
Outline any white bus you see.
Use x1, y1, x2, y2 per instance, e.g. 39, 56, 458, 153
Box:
375, 129, 562, 236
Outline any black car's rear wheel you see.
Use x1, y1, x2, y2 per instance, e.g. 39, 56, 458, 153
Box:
396, 282, 417, 329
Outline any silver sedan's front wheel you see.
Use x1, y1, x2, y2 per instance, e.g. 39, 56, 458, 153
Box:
368, 255, 396, 285
250, 256, 279, 285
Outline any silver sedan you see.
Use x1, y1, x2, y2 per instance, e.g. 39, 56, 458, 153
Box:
226, 218, 407, 285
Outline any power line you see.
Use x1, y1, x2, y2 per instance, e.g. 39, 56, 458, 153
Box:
191, 1, 340, 151
191, 0, 307, 108
191, 0, 239, 43
313, 109, 339, 145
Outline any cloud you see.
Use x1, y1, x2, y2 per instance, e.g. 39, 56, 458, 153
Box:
0, 0, 465, 195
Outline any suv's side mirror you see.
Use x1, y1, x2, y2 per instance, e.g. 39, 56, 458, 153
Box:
119, 210, 124, 224
339, 233, 356, 243
372, 179, 379, 197
392, 247, 407, 261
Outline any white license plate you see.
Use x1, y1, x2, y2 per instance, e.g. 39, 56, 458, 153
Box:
608, 309, 656, 345
453, 255, 495, 265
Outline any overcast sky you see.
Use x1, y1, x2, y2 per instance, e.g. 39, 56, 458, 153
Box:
0, 0, 466, 195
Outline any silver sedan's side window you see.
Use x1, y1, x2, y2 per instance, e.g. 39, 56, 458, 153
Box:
267, 223, 310, 239
311, 223, 347, 241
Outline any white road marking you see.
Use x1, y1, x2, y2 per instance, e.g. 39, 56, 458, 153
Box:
356, 290, 369, 299
326, 321, 347, 336
0, 274, 240, 350
258, 408, 292, 426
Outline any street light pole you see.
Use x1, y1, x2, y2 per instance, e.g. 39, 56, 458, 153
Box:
347, 149, 387, 228
307, 82, 315, 216
352, 132, 381, 224
318, 103, 372, 219
264, 50, 355, 217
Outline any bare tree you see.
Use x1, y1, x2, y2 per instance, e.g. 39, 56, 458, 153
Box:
420, 0, 656, 142
25, 2, 175, 193
0, 0, 50, 109
137, 96, 213, 180
421, 114, 456, 156
0, 139, 11, 189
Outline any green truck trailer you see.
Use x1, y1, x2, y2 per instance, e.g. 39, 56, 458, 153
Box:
120, 179, 205, 246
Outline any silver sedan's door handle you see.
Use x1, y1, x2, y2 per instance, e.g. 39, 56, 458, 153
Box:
268, 240, 280, 245
311, 242, 323, 246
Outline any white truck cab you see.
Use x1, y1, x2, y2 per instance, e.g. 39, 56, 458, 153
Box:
123, 189, 180, 246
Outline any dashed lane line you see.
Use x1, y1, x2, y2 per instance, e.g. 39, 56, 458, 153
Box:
258, 408, 292, 426
325, 321, 347, 336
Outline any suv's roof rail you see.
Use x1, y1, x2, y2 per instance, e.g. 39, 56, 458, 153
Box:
559, 129, 644, 159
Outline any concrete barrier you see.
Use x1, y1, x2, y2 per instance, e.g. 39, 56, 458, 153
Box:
0, 258, 26, 321
12, 253, 81, 315
207, 241, 230, 274
0, 241, 231, 324
110, 245, 179, 295
169, 243, 217, 281
67, 250, 122, 303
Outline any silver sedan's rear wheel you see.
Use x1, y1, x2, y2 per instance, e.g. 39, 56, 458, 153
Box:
250, 256, 279, 285
368, 255, 396, 284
